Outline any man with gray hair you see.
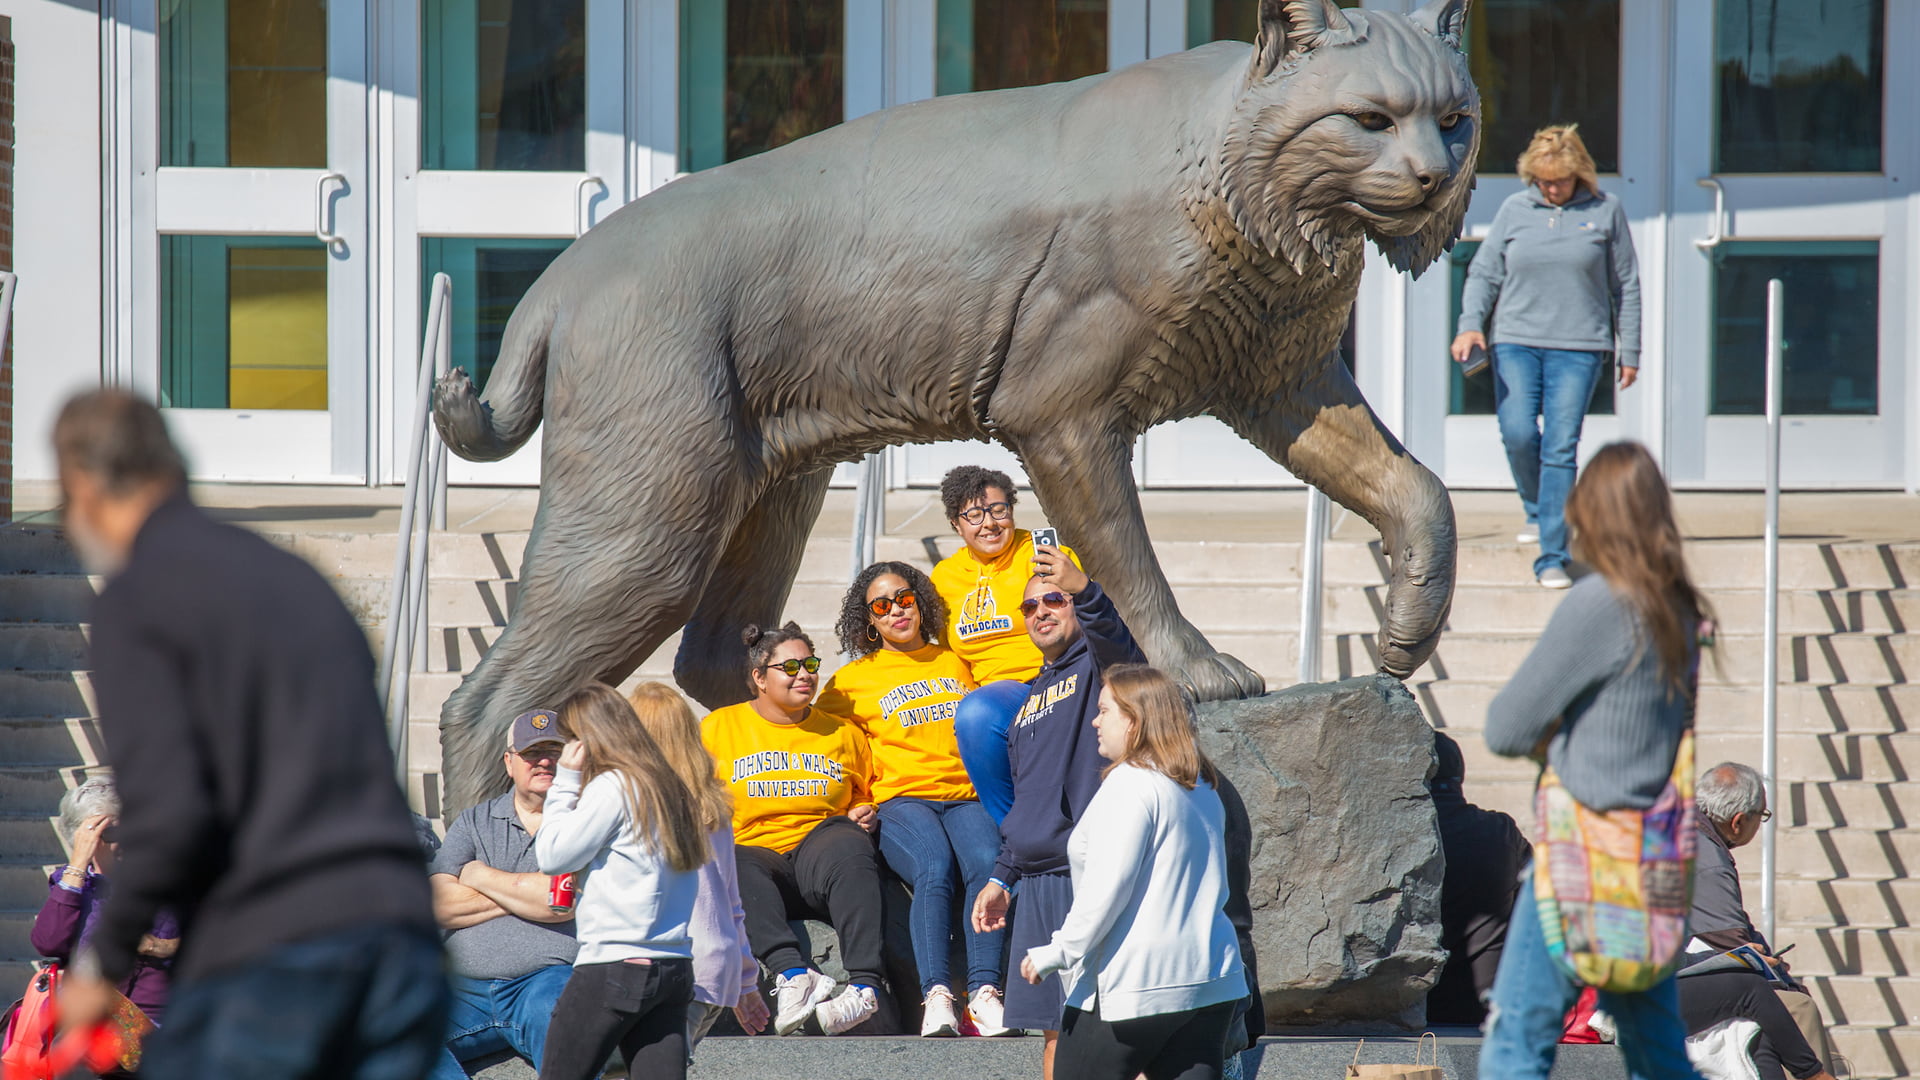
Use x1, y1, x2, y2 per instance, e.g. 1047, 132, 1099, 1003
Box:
1689, 761, 1830, 1071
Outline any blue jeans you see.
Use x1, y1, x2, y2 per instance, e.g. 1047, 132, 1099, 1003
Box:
431, 964, 573, 1080
954, 680, 1031, 823
1480, 870, 1701, 1080
875, 796, 1007, 994
142, 922, 448, 1080
1492, 345, 1606, 576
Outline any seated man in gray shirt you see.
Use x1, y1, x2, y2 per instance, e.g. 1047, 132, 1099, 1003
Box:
429, 710, 580, 1079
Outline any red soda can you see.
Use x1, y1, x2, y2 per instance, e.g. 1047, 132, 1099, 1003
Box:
548, 873, 577, 913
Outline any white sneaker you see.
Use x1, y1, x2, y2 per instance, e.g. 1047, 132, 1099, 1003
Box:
816, 983, 879, 1035
920, 985, 961, 1037
968, 985, 1019, 1037
1538, 566, 1573, 589
773, 970, 837, 1036
1517, 527, 1540, 544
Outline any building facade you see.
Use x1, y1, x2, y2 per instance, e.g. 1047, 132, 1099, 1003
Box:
11, 0, 1916, 490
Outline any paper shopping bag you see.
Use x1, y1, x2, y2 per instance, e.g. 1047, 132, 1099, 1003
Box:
1346, 1034, 1444, 1080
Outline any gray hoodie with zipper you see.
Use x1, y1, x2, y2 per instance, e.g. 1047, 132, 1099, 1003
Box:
1458, 187, 1642, 369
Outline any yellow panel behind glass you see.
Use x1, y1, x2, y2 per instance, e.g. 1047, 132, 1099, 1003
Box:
228, 246, 328, 410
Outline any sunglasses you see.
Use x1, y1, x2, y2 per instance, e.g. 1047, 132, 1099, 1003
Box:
99, 826, 120, 844
763, 656, 823, 676
1019, 591, 1071, 617
956, 501, 1013, 526
866, 590, 918, 617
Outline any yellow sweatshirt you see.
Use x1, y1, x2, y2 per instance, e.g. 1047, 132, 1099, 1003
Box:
930, 528, 1083, 686
700, 702, 873, 854
815, 644, 978, 804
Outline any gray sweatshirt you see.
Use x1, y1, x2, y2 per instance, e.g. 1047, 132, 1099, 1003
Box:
1458, 188, 1642, 369
1484, 575, 1693, 812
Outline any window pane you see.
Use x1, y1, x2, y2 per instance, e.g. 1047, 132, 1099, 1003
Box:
423, 0, 587, 171
161, 237, 329, 410
422, 239, 572, 391
1186, 0, 1359, 48
680, 1, 843, 173
1716, 0, 1882, 173
1447, 241, 1613, 416
1711, 242, 1878, 416
160, 0, 327, 167
938, 0, 1107, 96
1468, 0, 1619, 174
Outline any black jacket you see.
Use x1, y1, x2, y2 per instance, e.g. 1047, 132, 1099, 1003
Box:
86, 496, 433, 982
991, 581, 1145, 884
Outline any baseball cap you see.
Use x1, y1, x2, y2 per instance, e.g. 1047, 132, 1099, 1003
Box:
509, 709, 565, 753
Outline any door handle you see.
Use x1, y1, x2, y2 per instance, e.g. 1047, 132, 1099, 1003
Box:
315, 172, 347, 254
576, 175, 605, 237
1694, 177, 1726, 251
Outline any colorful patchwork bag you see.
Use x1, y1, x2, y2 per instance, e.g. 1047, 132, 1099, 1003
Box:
1532, 727, 1698, 993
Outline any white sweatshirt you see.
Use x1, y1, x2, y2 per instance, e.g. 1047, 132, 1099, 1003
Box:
536, 766, 700, 965
690, 823, 758, 1008
1026, 763, 1245, 1021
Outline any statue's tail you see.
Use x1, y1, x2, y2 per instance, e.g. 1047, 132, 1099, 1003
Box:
431, 289, 557, 462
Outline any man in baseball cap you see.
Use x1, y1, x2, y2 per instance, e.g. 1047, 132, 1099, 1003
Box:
426, 710, 578, 1079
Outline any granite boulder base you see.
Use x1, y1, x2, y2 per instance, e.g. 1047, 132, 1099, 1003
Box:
1198, 675, 1448, 1028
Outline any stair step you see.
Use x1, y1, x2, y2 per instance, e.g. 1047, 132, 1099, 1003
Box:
0, 814, 67, 863
0, 574, 98, 624
1420, 680, 1920, 736
0, 861, 56, 910
1815, 975, 1920, 1028
0, 909, 38, 961
0, 624, 90, 671
0, 527, 82, 575
1440, 731, 1920, 785
0, 671, 94, 720
1777, 925, 1920, 979
1460, 779, 1920, 833
1775, 876, 1920, 930
1826, 1023, 1920, 1080
0, 717, 103, 767
0, 768, 98, 814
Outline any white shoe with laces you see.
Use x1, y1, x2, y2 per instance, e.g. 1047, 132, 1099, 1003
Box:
773, 970, 837, 1036
1538, 565, 1573, 589
968, 985, 1019, 1037
817, 983, 880, 1035
920, 985, 961, 1037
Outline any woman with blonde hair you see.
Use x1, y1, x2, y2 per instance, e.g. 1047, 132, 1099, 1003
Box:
1479, 442, 1714, 1080
1452, 124, 1642, 590
1021, 665, 1245, 1080
534, 682, 710, 1080
625, 682, 771, 1048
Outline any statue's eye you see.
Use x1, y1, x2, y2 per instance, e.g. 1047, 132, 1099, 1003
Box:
1439, 112, 1466, 132
1352, 112, 1393, 132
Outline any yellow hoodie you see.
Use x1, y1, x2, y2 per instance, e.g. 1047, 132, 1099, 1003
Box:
815, 644, 978, 804
929, 528, 1083, 686
700, 701, 873, 854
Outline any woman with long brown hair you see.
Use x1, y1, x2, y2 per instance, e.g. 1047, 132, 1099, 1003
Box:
1479, 441, 1713, 1080
534, 682, 710, 1080
1021, 665, 1245, 1080
625, 682, 770, 1049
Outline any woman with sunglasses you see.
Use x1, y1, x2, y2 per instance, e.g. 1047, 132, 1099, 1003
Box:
699, 623, 887, 1037
929, 466, 1081, 823
816, 562, 1013, 1038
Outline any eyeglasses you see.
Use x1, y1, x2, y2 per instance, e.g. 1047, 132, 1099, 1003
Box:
1758, 808, 1773, 823
763, 656, 823, 676
867, 590, 918, 617
1019, 591, 1071, 617
516, 746, 561, 764
956, 501, 1013, 526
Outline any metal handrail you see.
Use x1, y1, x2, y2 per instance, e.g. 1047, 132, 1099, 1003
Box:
379, 272, 453, 786
1297, 486, 1330, 683
1758, 278, 1784, 945
849, 452, 884, 582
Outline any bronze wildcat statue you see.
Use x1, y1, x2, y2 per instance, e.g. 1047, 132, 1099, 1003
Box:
433, 0, 1477, 811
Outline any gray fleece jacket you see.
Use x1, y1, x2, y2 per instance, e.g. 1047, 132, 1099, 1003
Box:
1458, 188, 1643, 369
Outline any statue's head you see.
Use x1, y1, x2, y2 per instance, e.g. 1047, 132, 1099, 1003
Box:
1220, 0, 1479, 278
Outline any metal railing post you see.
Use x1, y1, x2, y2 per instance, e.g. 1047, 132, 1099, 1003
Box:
1759, 278, 1783, 945
0, 272, 18, 351
1298, 486, 1330, 684
850, 452, 882, 581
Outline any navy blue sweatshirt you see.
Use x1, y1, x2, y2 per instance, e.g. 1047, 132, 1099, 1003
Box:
992, 581, 1146, 885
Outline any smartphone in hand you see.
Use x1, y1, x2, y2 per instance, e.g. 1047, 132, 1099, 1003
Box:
1031, 527, 1058, 550
1459, 343, 1490, 378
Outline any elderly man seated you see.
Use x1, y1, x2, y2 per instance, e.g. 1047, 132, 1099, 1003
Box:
1678, 762, 1833, 1080
429, 710, 580, 1079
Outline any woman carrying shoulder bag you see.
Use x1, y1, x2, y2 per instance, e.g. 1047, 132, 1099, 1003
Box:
535, 682, 712, 1080
1021, 665, 1245, 1080
1479, 442, 1714, 1080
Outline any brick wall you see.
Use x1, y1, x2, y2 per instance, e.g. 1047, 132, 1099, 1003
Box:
0, 16, 13, 522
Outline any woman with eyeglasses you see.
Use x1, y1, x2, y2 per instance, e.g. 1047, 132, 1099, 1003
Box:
815, 562, 1013, 1038
699, 623, 887, 1037
929, 465, 1081, 823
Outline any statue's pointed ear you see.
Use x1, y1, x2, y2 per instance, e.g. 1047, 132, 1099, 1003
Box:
1410, 0, 1471, 50
1247, 0, 1357, 82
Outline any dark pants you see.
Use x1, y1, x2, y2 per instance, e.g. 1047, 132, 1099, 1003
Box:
1057, 1001, 1238, 1080
540, 958, 692, 1080
735, 816, 887, 987
141, 922, 447, 1080
1678, 969, 1823, 1080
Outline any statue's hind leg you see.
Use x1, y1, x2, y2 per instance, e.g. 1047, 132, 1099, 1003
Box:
674, 468, 836, 711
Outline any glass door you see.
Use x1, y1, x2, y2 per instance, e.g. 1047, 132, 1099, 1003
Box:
402, 0, 626, 486
149, 0, 369, 481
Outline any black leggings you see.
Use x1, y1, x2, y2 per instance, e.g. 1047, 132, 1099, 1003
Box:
734, 816, 887, 987
1678, 970, 1823, 1080
1056, 1001, 1238, 1080
540, 958, 693, 1080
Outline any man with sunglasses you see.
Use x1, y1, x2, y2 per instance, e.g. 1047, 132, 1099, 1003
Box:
970, 555, 1143, 1077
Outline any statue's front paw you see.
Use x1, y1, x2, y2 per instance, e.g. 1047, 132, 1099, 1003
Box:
1174, 651, 1266, 703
